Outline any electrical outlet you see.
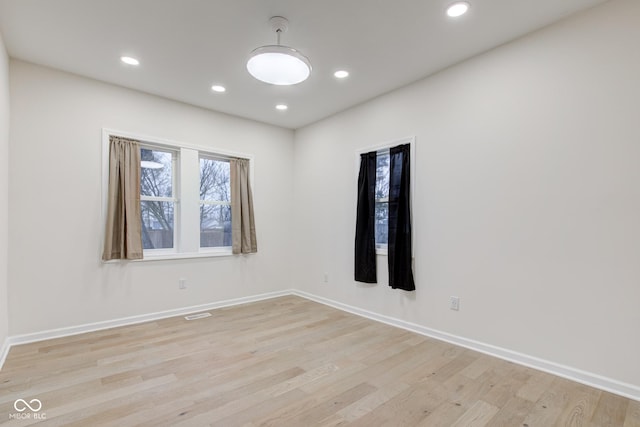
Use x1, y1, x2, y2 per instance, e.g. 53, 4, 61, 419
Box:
179, 278, 187, 290
450, 296, 460, 311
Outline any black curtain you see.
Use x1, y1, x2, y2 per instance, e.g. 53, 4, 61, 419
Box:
388, 144, 415, 291
354, 151, 377, 283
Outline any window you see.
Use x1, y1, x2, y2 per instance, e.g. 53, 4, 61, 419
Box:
356, 137, 414, 256
140, 147, 176, 251
102, 129, 253, 260
374, 150, 390, 249
199, 156, 231, 248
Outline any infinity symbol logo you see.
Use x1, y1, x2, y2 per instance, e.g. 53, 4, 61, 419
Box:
13, 399, 42, 412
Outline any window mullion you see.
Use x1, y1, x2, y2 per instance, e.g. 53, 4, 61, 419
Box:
140, 196, 177, 202
178, 147, 200, 254
199, 200, 231, 206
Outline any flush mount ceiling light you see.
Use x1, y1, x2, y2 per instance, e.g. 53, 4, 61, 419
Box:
247, 16, 311, 86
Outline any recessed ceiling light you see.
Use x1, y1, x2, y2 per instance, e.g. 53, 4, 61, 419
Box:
211, 85, 226, 93
447, 2, 470, 18
275, 104, 288, 111
120, 56, 140, 66
334, 70, 349, 79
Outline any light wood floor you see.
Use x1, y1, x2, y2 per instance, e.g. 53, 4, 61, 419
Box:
0, 296, 638, 426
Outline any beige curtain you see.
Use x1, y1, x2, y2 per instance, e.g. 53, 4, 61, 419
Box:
230, 158, 257, 254
102, 136, 143, 260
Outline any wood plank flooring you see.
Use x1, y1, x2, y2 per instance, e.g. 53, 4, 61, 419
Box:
0, 296, 637, 426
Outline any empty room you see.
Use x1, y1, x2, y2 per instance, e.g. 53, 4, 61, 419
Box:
0, 0, 639, 425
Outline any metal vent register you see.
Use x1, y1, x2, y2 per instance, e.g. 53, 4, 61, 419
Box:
184, 312, 212, 321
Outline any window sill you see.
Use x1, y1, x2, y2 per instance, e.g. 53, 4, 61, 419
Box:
103, 249, 234, 263
140, 249, 233, 261
375, 248, 416, 260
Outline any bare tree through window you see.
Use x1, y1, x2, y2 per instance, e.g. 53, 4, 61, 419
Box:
375, 151, 390, 246
200, 157, 231, 247
140, 148, 174, 249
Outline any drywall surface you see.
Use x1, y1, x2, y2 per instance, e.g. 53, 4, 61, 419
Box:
0, 32, 10, 351
8, 60, 294, 335
293, 0, 640, 387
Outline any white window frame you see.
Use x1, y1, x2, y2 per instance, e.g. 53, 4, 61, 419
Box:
355, 136, 415, 256
139, 144, 179, 256
101, 128, 254, 262
374, 148, 390, 253
198, 154, 232, 253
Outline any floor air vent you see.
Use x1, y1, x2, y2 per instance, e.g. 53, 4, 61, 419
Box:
185, 312, 212, 321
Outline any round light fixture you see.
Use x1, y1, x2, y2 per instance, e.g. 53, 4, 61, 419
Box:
447, 2, 470, 17
247, 17, 311, 86
141, 161, 163, 169
120, 56, 140, 66
211, 85, 226, 93
334, 70, 349, 79
275, 104, 288, 111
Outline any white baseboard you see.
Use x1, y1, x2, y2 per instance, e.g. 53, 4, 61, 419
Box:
0, 337, 9, 371
292, 290, 640, 402
5, 290, 291, 350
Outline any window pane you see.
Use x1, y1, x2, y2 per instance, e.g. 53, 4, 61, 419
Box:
140, 148, 173, 197
375, 201, 388, 245
200, 204, 232, 247
141, 201, 174, 249
376, 152, 390, 200
200, 158, 230, 202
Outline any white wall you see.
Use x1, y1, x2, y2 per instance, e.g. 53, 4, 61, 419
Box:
8, 60, 294, 335
293, 0, 640, 388
0, 33, 10, 351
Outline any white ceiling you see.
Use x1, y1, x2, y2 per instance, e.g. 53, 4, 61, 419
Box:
0, 0, 607, 129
